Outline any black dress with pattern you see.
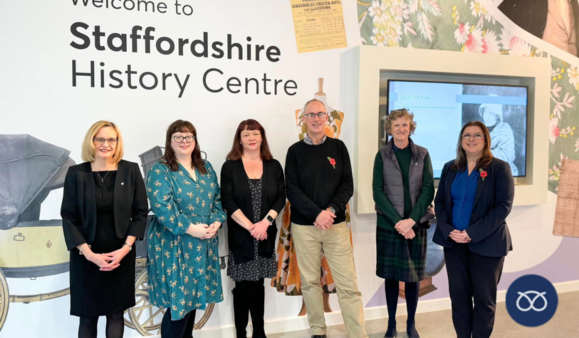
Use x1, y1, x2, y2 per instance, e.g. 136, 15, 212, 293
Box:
227, 177, 277, 281
69, 171, 136, 317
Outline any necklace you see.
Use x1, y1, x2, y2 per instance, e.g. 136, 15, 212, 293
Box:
96, 171, 110, 182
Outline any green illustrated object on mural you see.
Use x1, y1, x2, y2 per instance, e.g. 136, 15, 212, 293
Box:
357, 0, 579, 194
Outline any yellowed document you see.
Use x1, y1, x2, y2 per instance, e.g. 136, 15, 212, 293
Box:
290, 0, 347, 53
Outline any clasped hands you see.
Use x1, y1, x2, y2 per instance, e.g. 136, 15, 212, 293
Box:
449, 229, 471, 243
85, 244, 131, 272
245, 219, 270, 241
395, 219, 416, 239
314, 208, 336, 230
187, 221, 222, 240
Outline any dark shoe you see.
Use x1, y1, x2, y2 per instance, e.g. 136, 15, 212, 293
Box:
311, 336, 326, 338
407, 324, 420, 338
385, 322, 397, 338
384, 329, 397, 338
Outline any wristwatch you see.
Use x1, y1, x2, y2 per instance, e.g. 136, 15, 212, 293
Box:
266, 215, 274, 225
329, 206, 336, 214
123, 243, 132, 251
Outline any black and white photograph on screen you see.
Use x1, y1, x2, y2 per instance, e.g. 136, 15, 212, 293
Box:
461, 85, 527, 176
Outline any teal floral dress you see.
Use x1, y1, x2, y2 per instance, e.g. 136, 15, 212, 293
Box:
146, 160, 226, 320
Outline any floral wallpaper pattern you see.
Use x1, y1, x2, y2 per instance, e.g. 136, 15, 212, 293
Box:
357, 0, 579, 193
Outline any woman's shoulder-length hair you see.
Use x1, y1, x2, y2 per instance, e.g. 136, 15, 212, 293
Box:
162, 119, 207, 175
453, 121, 493, 171
81, 120, 124, 164
226, 119, 273, 161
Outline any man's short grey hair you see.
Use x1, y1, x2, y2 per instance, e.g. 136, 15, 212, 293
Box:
302, 98, 327, 115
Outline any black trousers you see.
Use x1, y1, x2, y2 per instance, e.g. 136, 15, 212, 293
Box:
444, 243, 504, 338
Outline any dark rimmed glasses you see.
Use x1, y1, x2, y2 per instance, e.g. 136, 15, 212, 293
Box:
173, 135, 195, 143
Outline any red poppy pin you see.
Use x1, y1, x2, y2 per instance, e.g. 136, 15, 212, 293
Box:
327, 157, 336, 169
479, 168, 488, 181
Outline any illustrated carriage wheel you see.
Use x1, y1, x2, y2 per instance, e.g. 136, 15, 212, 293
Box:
123, 309, 136, 330
0, 268, 9, 332
128, 269, 215, 336
124, 257, 150, 329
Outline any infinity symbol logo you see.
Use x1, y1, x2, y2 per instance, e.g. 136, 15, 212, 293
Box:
516, 290, 548, 312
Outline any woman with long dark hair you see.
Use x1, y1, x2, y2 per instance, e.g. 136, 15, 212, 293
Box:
433, 121, 514, 338
221, 119, 285, 338
146, 120, 226, 338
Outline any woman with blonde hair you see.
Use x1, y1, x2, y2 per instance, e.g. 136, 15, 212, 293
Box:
61, 120, 148, 338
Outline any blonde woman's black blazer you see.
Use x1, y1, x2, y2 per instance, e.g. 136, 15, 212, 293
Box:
61, 160, 148, 250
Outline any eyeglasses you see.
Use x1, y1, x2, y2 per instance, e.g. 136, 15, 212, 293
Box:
462, 133, 484, 140
173, 135, 195, 143
94, 137, 118, 145
305, 112, 327, 119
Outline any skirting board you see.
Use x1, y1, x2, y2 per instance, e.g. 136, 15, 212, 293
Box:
151, 281, 579, 338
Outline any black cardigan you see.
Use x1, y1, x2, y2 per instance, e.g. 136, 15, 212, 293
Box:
61, 160, 148, 251
220, 159, 286, 264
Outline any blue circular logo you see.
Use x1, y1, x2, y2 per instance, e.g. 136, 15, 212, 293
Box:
506, 274, 558, 327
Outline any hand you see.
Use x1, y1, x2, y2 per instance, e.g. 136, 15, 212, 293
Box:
403, 229, 416, 240
449, 230, 471, 243
250, 219, 269, 241
244, 222, 256, 232
395, 219, 416, 235
100, 246, 130, 271
464, 231, 471, 242
85, 250, 118, 271
204, 222, 221, 239
315, 210, 336, 230
186, 223, 210, 239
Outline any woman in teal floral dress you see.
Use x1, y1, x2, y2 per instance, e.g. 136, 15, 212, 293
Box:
146, 120, 226, 338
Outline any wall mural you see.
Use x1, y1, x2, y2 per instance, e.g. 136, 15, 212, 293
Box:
0, 135, 75, 331
357, 0, 579, 194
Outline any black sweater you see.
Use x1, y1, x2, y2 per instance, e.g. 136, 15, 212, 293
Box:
220, 159, 286, 264
285, 138, 353, 225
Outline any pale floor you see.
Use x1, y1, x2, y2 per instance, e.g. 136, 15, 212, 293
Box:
268, 291, 579, 338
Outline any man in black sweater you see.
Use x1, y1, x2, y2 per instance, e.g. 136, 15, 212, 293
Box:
285, 99, 367, 338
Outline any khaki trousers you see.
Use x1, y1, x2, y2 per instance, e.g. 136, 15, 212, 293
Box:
292, 222, 367, 337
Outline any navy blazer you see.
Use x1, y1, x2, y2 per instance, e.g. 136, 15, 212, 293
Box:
433, 158, 514, 257
61, 160, 148, 250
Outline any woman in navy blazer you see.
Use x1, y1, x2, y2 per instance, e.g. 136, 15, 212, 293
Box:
433, 121, 514, 338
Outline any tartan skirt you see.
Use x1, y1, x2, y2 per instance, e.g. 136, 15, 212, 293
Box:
376, 225, 427, 283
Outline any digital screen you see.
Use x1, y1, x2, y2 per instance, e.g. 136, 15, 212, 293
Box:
386, 80, 528, 178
